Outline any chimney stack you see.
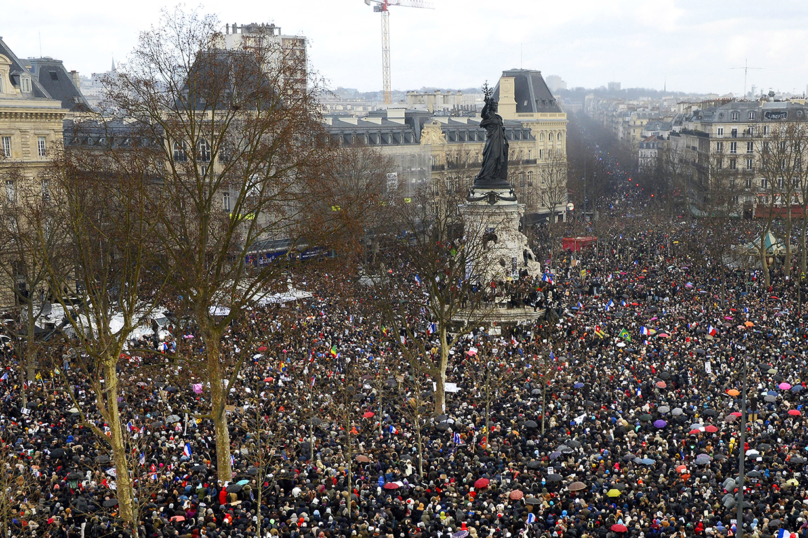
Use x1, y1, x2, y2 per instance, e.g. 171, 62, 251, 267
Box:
70, 70, 80, 89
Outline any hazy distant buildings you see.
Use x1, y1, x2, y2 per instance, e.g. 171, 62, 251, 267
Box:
608, 81, 621, 92
545, 75, 567, 92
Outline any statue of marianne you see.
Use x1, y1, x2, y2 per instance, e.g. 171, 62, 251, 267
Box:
473, 92, 510, 190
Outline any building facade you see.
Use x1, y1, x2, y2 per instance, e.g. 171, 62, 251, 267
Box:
323, 70, 568, 221
0, 38, 82, 307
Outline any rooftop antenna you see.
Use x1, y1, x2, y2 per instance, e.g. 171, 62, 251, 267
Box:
730, 59, 762, 100
520, 43, 523, 69
39, 32, 42, 57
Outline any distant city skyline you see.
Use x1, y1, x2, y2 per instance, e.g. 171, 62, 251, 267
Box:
4, 0, 808, 97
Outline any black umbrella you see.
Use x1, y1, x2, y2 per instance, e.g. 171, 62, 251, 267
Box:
50, 448, 65, 458
525, 498, 541, 505
95, 455, 110, 464
523, 420, 538, 429
67, 471, 84, 480
546, 474, 563, 483
527, 461, 541, 469
226, 484, 242, 493
102, 499, 118, 508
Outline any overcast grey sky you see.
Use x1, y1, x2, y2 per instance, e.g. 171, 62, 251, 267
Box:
4, 0, 808, 96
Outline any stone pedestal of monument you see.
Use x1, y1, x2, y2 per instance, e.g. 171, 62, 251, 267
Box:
460, 187, 541, 282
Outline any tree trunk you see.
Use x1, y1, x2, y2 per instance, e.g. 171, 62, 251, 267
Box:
104, 361, 138, 536
433, 327, 449, 415
801, 211, 807, 275
207, 337, 233, 482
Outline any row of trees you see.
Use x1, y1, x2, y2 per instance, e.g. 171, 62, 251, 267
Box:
0, 9, 391, 532
640, 121, 808, 287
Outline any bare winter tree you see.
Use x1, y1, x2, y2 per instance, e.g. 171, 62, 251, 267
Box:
369, 182, 499, 414
0, 160, 70, 405
94, 7, 376, 481
32, 141, 165, 534
537, 152, 569, 265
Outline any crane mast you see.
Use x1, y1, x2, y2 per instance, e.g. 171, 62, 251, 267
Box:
366, 0, 433, 105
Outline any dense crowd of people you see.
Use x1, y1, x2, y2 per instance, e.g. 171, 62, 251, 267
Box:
4, 148, 808, 538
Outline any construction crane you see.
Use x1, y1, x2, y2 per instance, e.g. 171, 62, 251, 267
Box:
364, 0, 433, 104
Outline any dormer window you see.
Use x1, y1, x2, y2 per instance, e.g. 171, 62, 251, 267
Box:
20, 75, 31, 93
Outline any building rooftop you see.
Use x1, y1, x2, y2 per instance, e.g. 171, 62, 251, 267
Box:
492, 69, 563, 114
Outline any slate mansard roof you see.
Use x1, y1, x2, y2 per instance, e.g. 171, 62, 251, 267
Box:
492, 69, 563, 114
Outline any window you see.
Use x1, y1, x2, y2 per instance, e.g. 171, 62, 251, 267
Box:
764, 126, 770, 135
763, 141, 770, 153
746, 179, 753, 189
5, 180, 15, 203
746, 158, 753, 170
1, 136, 10, 158
41, 179, 50, 202
222, 192, 230, 212
539, 132, 545, 141
717, 127, 724, 136
198, 139, 211, 162
528, 171, 533, 186
781, 158, 787, 170
37, 136, 46, 157
749, 111, 756, 120
539, 149, 543, 159
20, 76, 31, 93
778, 178, 784, 188
729, 159, 736, 170
173, 141, 187, 162
716, 158, 723, 169
730, 142, 737, 154
731, 129, 738, 138
716, 142, 723, 153
557, 133, 562, 141
747, 142, 753, 154
761, 178, 768, 189
730, 111, 739, 121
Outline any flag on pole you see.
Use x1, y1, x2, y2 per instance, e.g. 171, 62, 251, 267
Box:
606, 299, 614, 311
594, 326, 606, 339
414, 275, 421, 286
776, 530, 796, 538
330, 345, 338, 357
310, 375, 316, 387
619, 328, 631, 341
183, 443, 192, 458
640, 326, 650, 336
0, 373, 7, 382
427, 322, 436, 335
139, 453, 145, 466
527, 513, 536, 524
708, 325, 717, 336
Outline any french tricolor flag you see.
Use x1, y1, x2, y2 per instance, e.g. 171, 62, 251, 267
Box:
708, 325, 717, 336
183, 443, 192, 458
777, 529, 796, 538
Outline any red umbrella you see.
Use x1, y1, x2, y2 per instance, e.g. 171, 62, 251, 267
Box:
611, 524, 627, 533
474, 478, 490, 489
656, 381, 667, 389
789, 409, 801, 416
705, 425, 718, 433
363, 411, 375, 418
257, 346, 268, 352
689, 430, 702, 435
383, 482, 399, 490
509, 490, 524, 500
